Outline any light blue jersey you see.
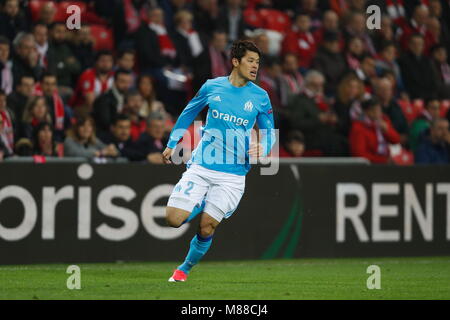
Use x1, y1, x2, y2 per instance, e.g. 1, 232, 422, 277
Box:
167, 76, 276, 176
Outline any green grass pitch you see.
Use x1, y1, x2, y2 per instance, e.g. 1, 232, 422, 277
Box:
1, 257, 449, 300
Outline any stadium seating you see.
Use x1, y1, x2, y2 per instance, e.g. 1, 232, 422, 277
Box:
89, 24, 114, 51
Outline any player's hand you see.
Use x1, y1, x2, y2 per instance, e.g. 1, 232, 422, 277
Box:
162, 147, 175, 164
248, 143, 264, 158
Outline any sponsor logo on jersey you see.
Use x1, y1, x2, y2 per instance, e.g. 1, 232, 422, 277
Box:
244, 101, 253, 111
211, 109, 249, 126
212, 95, 221, 102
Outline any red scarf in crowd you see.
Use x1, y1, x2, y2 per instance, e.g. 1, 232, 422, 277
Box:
302, 87, 329, 112
362, 115, 388, 156
149, 23, 176, 59
282, 72, 303, 95
0, 109, 14, 153
34, 83, 65, 131
123, 0, 148, 34
209, 45, 228, 78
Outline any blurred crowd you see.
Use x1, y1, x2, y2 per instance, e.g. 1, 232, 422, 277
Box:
0, 0, 450, 164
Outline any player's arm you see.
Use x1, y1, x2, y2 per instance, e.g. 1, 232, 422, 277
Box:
249, 96, 276, 157
163, 81, 209, 163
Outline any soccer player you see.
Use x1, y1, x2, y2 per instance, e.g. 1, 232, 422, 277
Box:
162, 40, 276, 282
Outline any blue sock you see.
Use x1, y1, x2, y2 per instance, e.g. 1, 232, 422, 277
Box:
181, 200, 206, 225
178, 233, 213, 274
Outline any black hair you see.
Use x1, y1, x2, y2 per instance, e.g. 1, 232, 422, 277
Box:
19, 74, 34, 84
114, 68, 132, 81
95, 50, 113, 62
380, 40, 396, 52
124, 89, 141, 104
32, 121, 54, 151
424, 95, 440, 108
230, 40, 261, 63
361, 97, 381, 111
112, 113, 130, 126
118, 48, 136, 59
41, 71, 57, 82
430, 43, 447, 54
409, 32, 424, 42
286, 130, 305, 144
49, 21, 66, 30
0, 35, 10, 46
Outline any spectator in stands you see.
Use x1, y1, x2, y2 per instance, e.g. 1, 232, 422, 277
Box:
286, 70, 348, 156
98, 114, 142, 161
0, 89, 15, 153
69, 25, 95, 71
135, 6, 181, 114
398, 4, 435, 53
64, 115, 118, 159
371, 15, 395, 53
430, 44, 450, 99
295, 0, 322, 30
349, 98, 400, 163
122, 90, 146, 141
280, 53, 304, 103
313, 10, 343, 48
282, 14, 317, 69
279, 130, 305, 158
93, 69, 133, 136
373, 77, 409, 145
112, 0, 150, 50
115, 49, 137, 87
32, 23, 49, 69
334, 73, 366, 136
32, 121, 59, 157
415, 118, 450, 164
71, 50, 114, 111
14, 137, 32, 156
258, 57, 285, 112
7, 75, 34, 121
409, 97, 442, 151
38, 2, 57, 27
172, 10, 206, 70
0, 114, 13, 160
46, 22, 81, 101
216, 0, 246, 44
137, 74, 166, 117
160, 0, 192, 33
20, 96, 51, 140
0, 36, 13, 95
193, 30, 229, 94
346, 0, 367, 13
252, 31, 272, 63
312, 30, 346, 96
136, 7, 178, 75
428, 0, 450, 53
399, 33, 440, 100
192, 0, 219, 38
11, 33, 43, 88
116, 49, 136, 73
40, 72, 71, 142
345, 36, 365, 71
375, 41, 404, 92
427, 16, 443, 46
343, 11, 376, 56
354, 54, 378, 93
136, 112, 169, 164
0, 0, 28, 42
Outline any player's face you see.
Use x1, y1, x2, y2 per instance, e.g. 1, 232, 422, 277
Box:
236, 51, 260, 81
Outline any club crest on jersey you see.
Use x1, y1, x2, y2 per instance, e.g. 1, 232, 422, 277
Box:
244, 101, 253, 112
